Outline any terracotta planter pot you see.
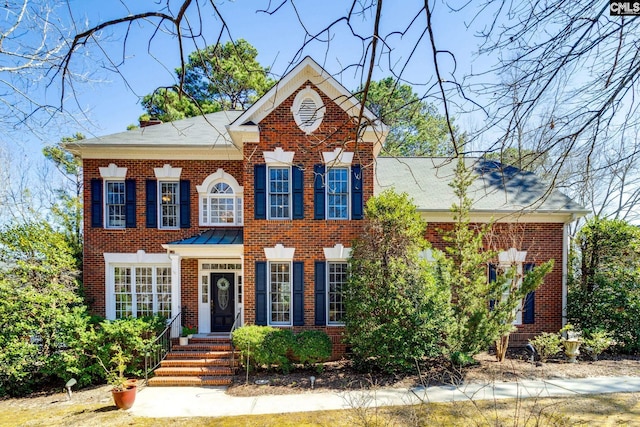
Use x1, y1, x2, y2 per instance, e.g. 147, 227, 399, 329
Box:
111, 385, 137, 410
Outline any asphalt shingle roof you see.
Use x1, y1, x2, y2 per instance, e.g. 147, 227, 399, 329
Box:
78, 111, 244, 147
374, 157, 587, 214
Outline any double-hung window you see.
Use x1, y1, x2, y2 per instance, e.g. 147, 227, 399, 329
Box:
326, 168, 349, 219
160, 181, 179, 228
314, 150, 363, 220
327, 261, 347, 324
106, 181, 126, 228
269, 262, 292, 325
269, 167, 291, 219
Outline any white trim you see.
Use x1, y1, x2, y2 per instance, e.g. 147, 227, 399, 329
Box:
326, 260, 348, 326
74, 146, 243, 160
268, 260, 293, 326
323, 244, 351, 261
228, 57, 385, 135
99, 163, 127, 179
158, 180, 180, 230
322, 148, 354, 166
419, 249, 436, 262
104, 251, 171, 264
161, 244, 244, 258
263, 148, 295, 165
264, 244, 295, 261
103, 251, 173, 320
497, 248, 528, 326
291, 86, 325, 134
325, 166, 351, 220
498, 248, 527, 267
169, 254, 181, 325
154, 164, 182, 179
197, 169, 244, 227
196, 168, 243, 194
420, 211, 581, 224
562, 223, 569, 327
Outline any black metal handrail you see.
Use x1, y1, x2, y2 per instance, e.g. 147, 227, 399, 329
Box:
144, 311, 181, 384
229, 311, 241, 373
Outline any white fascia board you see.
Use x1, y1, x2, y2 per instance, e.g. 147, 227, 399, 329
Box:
419, 210, 584, 224
227, 125, 259, 147
229, 57, 380, 132
73, 146, 243, 160
161, 244, 244, 258
361, 125, 388, 157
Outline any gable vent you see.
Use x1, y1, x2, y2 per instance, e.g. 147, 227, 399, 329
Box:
291, 86, 325, 134
299, 98, 318, 125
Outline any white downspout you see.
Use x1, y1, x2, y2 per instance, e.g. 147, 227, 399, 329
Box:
562, 223, 569, 327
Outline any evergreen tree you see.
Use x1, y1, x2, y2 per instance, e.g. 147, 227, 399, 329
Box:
439, 159, 552, 363
345, 190, 451, 373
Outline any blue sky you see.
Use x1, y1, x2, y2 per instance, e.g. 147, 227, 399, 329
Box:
61, 0, 487, 138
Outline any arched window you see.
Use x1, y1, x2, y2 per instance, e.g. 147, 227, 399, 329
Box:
198, 169, 243, 226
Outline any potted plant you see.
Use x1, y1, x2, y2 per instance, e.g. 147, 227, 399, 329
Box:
180, 325, 197, 345
96, 343, 138, 410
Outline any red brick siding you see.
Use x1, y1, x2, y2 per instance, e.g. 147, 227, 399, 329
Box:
83, 159, 243, 316
242, 83, 371, 359
427, 221, 565, 336
82, 80, 567, 358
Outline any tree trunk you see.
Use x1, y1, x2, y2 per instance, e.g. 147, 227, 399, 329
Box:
495, 334, 510, 362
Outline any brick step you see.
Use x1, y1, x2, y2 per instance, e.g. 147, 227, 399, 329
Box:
160, 358, 237, 368
172, 337, 231, 344
147, 375, 233, 387
166, 350, 234, 359
171, 343, 233, 352
189, 337, 232, 344
154, 366, 234, 377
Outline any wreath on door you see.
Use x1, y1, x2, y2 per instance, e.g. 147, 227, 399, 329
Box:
217, 278, 230, 310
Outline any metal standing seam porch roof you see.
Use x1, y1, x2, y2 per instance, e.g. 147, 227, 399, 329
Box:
166, 228, 243, 245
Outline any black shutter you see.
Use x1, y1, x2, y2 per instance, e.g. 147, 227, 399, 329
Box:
125, 179, 136, 228
292, 165, 304, 219
523, 263, 536, 324
255, 261, 267, 325
254, 164, 266, 219
180, 180, 191, 228
488, 264, 497, 310
293, 262, 304, 326
351, 164, 363, 220
314, 261, 327, 325
90, 178, 103, 228
314, 164, 325, 220
145, 180, 157, 228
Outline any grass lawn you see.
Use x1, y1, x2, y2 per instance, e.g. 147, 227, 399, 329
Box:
0, 387, 638, 426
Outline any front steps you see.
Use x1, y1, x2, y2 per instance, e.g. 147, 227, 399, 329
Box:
147, 336, 237, 387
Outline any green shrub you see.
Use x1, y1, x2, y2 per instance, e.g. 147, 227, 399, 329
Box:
568, 276, 640, 353
232, 325, 276, 371
261, 329, 295, 373
582, 328, 613, 361
529, 332, 562, 362
294, 330, 332, 372
568, 217, 640, 353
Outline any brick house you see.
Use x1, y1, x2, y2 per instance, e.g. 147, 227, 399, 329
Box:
68, 57, 587, 356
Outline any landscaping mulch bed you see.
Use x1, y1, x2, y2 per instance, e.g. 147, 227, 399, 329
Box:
227, 350, 640, 397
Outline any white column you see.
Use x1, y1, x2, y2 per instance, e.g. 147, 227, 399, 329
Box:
562, 223, 569, 327
170, 254, 182, 338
